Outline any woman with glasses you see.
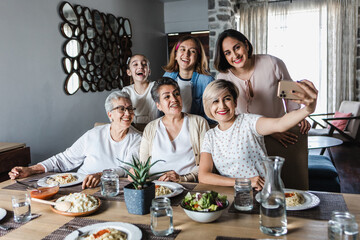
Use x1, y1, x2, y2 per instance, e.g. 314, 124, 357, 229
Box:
9, 91, 141, 189
139, 77, 209, 182
214, 29, 310, 147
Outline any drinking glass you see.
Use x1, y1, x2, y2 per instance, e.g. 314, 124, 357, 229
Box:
101, 169, 120, 197
234, 178, 253, 211
328, 211, 359, 240
150, 197, 173, 236
11, 193, 31, 223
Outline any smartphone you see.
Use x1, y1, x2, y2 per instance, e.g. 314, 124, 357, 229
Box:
277, 81, 305, 100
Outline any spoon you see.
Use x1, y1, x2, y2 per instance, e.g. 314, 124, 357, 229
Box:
31, 198, 72, 212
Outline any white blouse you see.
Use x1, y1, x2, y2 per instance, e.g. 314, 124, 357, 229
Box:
150, 116, 197, 176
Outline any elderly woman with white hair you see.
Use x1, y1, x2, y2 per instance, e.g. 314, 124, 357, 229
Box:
9, 91, 141, 189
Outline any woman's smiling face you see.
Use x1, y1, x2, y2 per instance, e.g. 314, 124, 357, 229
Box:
222, 37, 249, 69
156, 84, 183, 116
175, 39, 198, 72
210, 89, 237, 124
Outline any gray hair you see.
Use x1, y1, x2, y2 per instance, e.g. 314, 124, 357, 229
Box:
104, 91, 132, 119
151, 77, 180, 103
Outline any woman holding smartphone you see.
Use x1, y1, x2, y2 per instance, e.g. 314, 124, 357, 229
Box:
214, 29, 310, 147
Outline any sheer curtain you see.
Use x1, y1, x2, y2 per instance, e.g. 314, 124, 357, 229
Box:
237, 0, 358, 112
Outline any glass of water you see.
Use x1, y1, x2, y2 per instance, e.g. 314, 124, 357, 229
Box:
101, 169, 120, 197
11, 193, 31, 223
234, 178, 253, 211
150, 197, 173, 236
328, 211, 358, 240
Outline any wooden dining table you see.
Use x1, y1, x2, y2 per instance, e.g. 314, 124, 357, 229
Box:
0, 178, 359, 240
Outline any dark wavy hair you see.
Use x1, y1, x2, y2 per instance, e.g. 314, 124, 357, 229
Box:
214, 29, 253, 73
151, 77, 180, 104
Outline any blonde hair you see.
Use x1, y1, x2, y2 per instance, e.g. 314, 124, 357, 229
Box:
202, 80, 239, 121
162, 36, 210, 75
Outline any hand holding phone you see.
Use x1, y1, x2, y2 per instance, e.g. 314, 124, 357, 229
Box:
277, 81, 305, 100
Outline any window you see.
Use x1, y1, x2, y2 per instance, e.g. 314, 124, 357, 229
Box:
267, 6, 327, 113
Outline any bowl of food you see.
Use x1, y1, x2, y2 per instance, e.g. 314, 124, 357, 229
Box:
51, 192, 101, 217
28, 182, 60, 200
180, 191, 229, 223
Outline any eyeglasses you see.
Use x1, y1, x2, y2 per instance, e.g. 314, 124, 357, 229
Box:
111, 105, 136, 114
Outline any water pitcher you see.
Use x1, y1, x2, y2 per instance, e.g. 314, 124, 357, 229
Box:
259, 156, 287, 236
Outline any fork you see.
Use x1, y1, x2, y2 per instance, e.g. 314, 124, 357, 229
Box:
0, 225, 12, 231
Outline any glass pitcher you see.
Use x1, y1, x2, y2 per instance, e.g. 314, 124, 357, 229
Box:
259, 156, 287, 236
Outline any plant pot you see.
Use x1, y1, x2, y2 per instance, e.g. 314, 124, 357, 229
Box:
123, 181, 155, 215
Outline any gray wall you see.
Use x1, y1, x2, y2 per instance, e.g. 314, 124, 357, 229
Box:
0, 0, 166, 164
164, 0, 208, 33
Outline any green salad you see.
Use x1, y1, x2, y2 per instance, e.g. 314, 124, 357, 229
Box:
182, 191, 228, 212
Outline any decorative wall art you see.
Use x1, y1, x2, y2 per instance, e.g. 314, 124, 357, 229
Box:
59, 2, 132, 95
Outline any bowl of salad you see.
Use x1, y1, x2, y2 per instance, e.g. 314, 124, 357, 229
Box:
180, 191, 229, 223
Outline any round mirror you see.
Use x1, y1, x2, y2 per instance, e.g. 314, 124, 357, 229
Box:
65, 72, 81, 95
84, 7, 92, 25
93, 47, 105, 66
82, 80, 90, 92
76, 28, 82, 38
83, 40, 89, 54
110, 63, 119, 79
93, 10, 104, 35
119, 79, 124, 88
86, 73, 92, 81
91, 83, 97, 92
62, 58, 72, 73
79, 69, 85, 78
108, 14, 119, 34
76, 5, 82, 14
79, 16, 85, 31
102, 36, 108, 49
106, 50, 113, 62
86, 27, 96, 39
87, 52, 93, 61
61, 23, 72, 38
60, 2, 78, 25
123, 18, 132, 37
119, 26, 124, 37
73, 59, 78, 70
88, 64, 95, 72
104, 25, 111, 39
98, 79, 106, 91
90, 41, 95, 49
79, 55, 87, 69
64, 39, 81, 58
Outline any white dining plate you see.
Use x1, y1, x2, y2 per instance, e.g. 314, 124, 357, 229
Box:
64, 222, 142, 240
0, 208, 7, 221
255, 189, 320, 211
153, 180, 184, 198
37, 173, 86, 188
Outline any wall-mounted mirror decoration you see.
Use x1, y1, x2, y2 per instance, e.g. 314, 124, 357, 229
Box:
59, 1, 132, 95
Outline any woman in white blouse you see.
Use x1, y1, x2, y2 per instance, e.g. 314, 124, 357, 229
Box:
139, 77, 209, 182
198, 79, 317, 190
9, 91, 141, 189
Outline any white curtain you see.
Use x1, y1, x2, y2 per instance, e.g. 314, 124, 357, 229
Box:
327, 0, 358, 111
237, 0, 358, 112
238, 1, 268, 54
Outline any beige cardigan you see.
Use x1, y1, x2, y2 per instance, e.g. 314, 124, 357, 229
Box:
139, 113, 210, 182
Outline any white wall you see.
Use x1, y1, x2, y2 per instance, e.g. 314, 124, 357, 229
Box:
164, 0, 208, 33
0, 0, 166, 164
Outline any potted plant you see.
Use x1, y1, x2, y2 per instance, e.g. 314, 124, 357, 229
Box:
118, 156, 165, 215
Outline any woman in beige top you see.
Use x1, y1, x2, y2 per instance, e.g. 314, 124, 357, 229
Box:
214, 29, 311, 147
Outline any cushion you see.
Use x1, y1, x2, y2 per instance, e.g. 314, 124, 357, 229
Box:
308, 155, 338, 178
328, 111, 352, 131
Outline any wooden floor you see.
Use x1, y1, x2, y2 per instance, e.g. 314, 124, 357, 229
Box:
311, 142, 360, 194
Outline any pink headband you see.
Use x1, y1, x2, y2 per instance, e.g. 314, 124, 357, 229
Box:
175, 41, 201, 54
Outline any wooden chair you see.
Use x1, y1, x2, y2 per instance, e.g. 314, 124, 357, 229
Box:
308, 101, 360, 145
264, 126, 309, 190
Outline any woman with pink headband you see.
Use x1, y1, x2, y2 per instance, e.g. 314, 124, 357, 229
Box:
162, 35, 214, 123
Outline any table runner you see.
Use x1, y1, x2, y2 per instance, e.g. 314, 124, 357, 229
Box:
2, 172, 84, 195
0, 211, 40, 237
216, 237, 274, 240
42, 217, 181, 240
94, 180, 196, 206
228, 191, 348, 220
